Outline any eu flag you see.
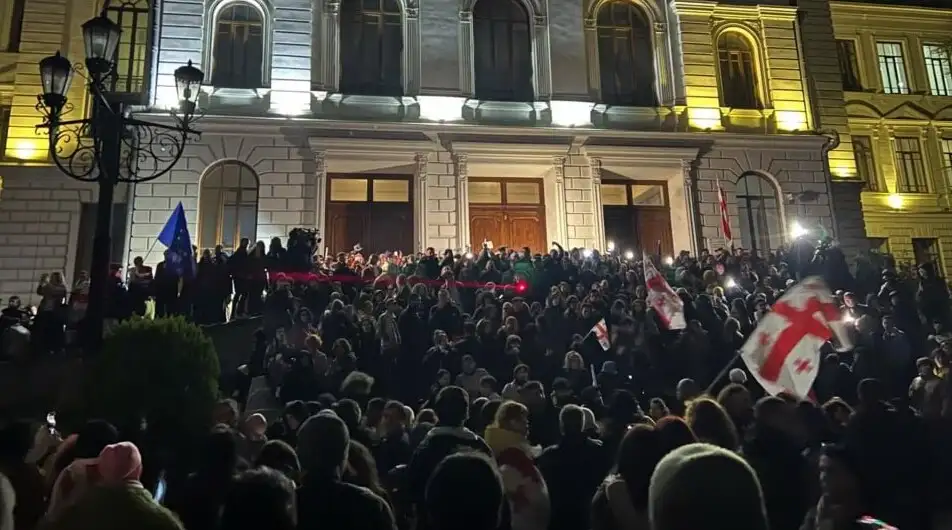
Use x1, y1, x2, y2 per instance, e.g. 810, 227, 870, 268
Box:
157, 202, 195, 277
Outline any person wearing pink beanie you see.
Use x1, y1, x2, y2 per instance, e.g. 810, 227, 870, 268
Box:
39, 442, 184, 530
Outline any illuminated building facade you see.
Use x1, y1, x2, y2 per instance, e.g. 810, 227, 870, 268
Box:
0, 0, 850, 300
824, 0, 952, 271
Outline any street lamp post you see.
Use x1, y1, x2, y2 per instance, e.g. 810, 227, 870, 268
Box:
35, 10, 203, 351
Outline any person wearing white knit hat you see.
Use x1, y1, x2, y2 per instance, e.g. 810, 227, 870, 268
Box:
728, 368, 748, 385
649, 443, 768, 530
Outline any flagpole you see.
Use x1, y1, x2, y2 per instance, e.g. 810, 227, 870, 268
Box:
703, 351, 743, 396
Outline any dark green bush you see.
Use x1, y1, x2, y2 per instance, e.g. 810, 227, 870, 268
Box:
84, 316, 220, 443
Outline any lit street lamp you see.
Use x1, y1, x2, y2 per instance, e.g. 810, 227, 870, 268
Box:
35, 10, 203, 350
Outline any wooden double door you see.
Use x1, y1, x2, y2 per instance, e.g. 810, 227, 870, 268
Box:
469, 178, 547, 254
325, 175, 414, 255
601, 180, 674, 256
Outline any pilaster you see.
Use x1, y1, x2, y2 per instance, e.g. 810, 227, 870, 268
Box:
681, 160, 700, 254
414, 152, 429, 251
590, 158, 607, 251
552, 156, 568, 245
533, 15, 552, 99
458, 11, 474, 96
313, 150, 328, 256
405, 6, 422, 95
321, 0, 341, 91
454, 153, 471, 251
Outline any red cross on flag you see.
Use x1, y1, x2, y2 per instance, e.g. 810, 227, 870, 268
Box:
590, 318, 611, 351
717, 180, 732, 248
644, 253, 686, 330
741, 277, 852, 397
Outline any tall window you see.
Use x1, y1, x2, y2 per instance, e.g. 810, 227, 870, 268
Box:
199, 162, 260, 251
852, 135, 878, 191
716, 32, 760, 109
876, 42, 909, 94
894, 137, 928, 193
923, 45, 952, 97
6, 0, 25, 52
835, 39, 862, 91
913, 238, 942, 274
106, 0, 151, 94
212, 3, 265, 88
340, 0, 403, 97
941, 139, 952, 190
736, 173, 782, 255
595, 2, 655, 107
472, 0, 533, 102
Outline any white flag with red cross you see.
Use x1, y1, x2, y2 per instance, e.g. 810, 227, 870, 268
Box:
644, 253, 686, 330
717, 179, 732, 248
741, 277, 852, 397
591, 318, 611, 351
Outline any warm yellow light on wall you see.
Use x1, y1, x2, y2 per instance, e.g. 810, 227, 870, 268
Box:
688, 108, 722, 130
776, 111, 807, 132
7, 139, 46, 161
831, 164, 854, 179
887, 194, 904, 210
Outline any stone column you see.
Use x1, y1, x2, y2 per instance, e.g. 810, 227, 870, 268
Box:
553, 156, 568, 245
313, 150, 329, 256
322, 0, 341, 91
590, 158, 606, 251
454, 153, 471, 251
414, 153, 429, 251
405, 6, 422, 95
458, 11, 475, 96
653, 22, 674, 106
533, 15, 552, 99
682, 160, 700, 255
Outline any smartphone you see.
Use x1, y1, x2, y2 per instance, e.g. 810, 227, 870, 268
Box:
46, 412, 56, 433
154, 473, 167, 503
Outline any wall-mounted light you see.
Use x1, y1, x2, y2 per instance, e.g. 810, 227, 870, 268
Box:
789, 221, 808, 239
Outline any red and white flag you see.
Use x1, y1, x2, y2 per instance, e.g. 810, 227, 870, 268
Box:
644, 253, 686, 330
741, 277, 852, 397
717, 180, 732, 248
590, 318, 611, 351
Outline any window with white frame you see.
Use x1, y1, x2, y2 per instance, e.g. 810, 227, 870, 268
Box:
876, 42, 909, 94
716, 32, 761, 109
923, 45, 952, 97
894, 137, 928, 193
199, 162, 260, 251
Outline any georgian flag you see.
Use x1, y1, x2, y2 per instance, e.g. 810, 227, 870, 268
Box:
717, 179, 732, 247
644, 253, 686, 330
741, 277, 852, 397
591, 318, 610, 351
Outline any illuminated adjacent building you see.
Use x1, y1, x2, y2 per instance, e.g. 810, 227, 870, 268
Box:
823, 0, 952, 272
0, 0, 851, 300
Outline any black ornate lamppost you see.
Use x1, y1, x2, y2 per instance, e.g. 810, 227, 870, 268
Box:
35, 10, 203, 349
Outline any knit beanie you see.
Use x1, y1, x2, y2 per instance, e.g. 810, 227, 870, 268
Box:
97, 442, 143, 485
649, 443, 767, 530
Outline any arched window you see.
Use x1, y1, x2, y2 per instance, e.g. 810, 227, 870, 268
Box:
716, 32, 760, 109
211, 3, 265, 88
472, 0, 533, 102
340, 0, 403, 96
736, 173, 782, 255
596, 2, 655, 106
199, 162, 260, 251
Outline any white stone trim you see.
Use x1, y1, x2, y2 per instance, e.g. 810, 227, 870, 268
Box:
312, 0, 422, 95
203, 0, 275, 87
458, 0, 552, 99
552, 156, 569, 245
313, 150, 328, 256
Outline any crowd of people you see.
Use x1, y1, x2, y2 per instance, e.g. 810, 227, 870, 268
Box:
2, 232, 952, 530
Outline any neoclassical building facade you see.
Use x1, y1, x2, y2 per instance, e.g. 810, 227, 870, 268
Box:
0, 0, 853, 300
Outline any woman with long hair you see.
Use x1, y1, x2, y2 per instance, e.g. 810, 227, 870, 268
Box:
591, 425, 662, 530
684, 397, 740, 451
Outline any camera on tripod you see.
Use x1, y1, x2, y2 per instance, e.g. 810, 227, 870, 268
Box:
285, 227, 321, 271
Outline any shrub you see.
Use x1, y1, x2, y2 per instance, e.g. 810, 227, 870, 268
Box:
84, 316, 220, 444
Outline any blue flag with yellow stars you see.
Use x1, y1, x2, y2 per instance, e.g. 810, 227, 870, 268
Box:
157, 202, 195, 277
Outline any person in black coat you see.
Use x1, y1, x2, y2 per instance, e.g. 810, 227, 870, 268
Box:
536, 404, 609, 530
